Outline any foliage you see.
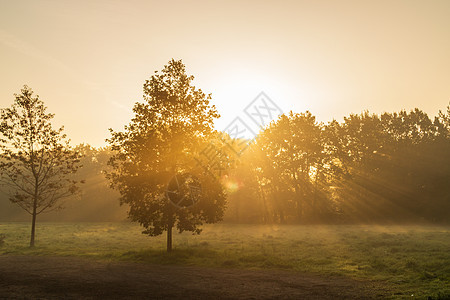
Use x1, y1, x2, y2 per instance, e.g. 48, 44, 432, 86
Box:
107, 59, 226, 251
225, 106, 450, 224
0, 85, 83, 246
255, 111, 341, 223
333, 108, 450, 223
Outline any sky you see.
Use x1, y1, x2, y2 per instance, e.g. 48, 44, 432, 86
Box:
1, 0, 449, 147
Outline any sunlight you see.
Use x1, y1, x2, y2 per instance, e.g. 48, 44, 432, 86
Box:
1, 1, 449, 298
210, 65, 295, 135
222, 177, 240, 194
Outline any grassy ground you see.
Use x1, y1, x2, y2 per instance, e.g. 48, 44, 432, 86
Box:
0, 222, 449, 299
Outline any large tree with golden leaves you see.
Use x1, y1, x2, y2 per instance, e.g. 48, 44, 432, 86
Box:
107, 59, 226, 251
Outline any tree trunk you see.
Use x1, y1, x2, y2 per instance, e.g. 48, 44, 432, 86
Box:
30, 199, 37, 247
30, 172, 39, 248
167, 223, 173, 252
258, 183, 269, 224
293, 171, 303, 220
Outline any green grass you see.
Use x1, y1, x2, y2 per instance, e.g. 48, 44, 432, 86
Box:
0, 222, 449, 299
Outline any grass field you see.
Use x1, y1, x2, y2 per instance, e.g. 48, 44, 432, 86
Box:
0, 222, 449, 299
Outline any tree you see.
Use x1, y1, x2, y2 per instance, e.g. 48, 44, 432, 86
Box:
107, 59, 226, 252
254, 111, 340, 223
330, 108, 450, 223
0, 85, 83, 247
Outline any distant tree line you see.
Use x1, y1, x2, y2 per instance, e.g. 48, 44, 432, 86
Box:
2, 106, 448, 225
224, 106, 450, 224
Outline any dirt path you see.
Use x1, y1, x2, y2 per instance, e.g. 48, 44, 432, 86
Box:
0, 256, 386, 299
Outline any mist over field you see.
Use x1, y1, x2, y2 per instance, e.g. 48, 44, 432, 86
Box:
1, 1, 450, 299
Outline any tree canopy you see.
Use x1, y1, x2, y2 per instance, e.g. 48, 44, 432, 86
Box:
224, 106, 450, 224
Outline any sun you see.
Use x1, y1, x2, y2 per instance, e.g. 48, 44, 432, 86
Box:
208, 68, 293, 137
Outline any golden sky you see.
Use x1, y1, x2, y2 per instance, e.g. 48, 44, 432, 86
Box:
1, 0, 449, 147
